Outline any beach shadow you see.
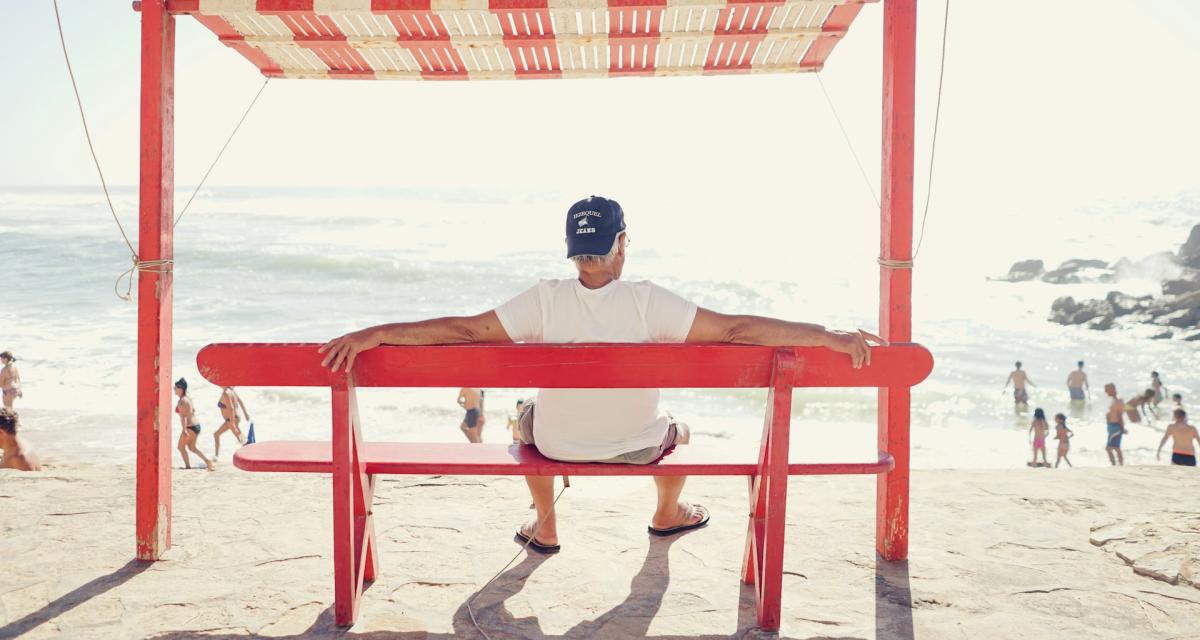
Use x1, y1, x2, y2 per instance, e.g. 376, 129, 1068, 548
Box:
874, 559, 914, 640
0, 559, 148, 638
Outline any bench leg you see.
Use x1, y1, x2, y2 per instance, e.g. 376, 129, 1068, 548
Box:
741, 350, 795, 632
333, 382, 373, 626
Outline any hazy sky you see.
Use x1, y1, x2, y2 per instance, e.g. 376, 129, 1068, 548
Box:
3, 0, 1198, 213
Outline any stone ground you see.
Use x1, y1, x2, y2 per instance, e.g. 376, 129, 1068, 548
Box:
1, 464, 1198, 639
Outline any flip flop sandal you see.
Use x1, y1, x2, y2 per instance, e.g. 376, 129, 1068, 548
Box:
648, 504, 710, 537
515, 529, 561, 554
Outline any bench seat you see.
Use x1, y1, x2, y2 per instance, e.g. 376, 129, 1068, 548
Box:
233, 441, 895, 477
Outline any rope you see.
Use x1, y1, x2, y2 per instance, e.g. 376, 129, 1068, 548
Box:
175, 78, 270, 227
52, 0, 136, 258
53, 0, 267, 300
814, 73, 880, 209
466, 479, 569, 640
913, 0, 951, 260
877, 258, 914, 270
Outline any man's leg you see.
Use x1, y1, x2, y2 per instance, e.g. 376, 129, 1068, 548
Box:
522, 475, 558, 545
1106, 446, 1117, 465
1115, 447, 1124, 465
651, 475, 707, 530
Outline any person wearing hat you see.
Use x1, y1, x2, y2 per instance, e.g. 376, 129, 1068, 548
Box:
320, 195, 883, 553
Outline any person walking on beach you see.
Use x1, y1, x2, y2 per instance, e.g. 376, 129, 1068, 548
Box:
1066, 361, 1088, 401
1053, 413, 1074, 468
1028, 408, 1050, 467
213, 386, 251, 459
0, 408, 41, 471
1004, 361, 1034, 407
318, 195, 881, 553
174, 378, 214, 471
0, 351, 22, 410
1157, 409, 1198, 467
457, 388, 486, 443
1105, 383, 1127, 466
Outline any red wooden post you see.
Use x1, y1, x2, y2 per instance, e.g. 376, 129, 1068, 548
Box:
877, 0, 917, 562
135, 0, 176, 562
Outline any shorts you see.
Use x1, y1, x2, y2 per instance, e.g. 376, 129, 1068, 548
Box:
1106, 422, 1123, 448
1033, 436, 1046, 449
1171, 452, 1197, 467
464, 408, 480, 428
516, 399, 688, 465
1014, 388, 1028, 404
187, 424, 201, 435
1068, 387, 1085, 401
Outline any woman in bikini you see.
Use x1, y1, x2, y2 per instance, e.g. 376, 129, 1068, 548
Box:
1028, 408, 1050, 467
1053, 413, 1074, 468
174, 378, 214, 471
1125, 389, 1158, 423
0, 351, 22, 410
212, 386, 251, 459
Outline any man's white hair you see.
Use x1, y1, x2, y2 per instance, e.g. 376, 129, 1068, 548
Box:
571, 232, 625, 268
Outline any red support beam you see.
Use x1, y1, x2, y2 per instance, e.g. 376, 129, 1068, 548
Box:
877, 0, 916, 562
135, 0, 176, 562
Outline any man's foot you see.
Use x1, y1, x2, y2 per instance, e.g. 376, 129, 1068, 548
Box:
515, 521, 559, 553
649, 502, 709, 536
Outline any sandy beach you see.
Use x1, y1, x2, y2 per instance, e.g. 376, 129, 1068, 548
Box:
1, 463, 1197, 639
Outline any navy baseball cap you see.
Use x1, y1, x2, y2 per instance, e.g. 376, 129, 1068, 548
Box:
565, 195, 626, 258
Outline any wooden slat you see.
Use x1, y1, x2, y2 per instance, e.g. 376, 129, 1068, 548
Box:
232, 441, 895, 476
197, 342, 933, 389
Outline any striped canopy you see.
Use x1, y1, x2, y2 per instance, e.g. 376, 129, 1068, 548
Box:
179, 0, 873, 80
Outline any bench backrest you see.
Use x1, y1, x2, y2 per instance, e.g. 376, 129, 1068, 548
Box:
197, 343, 933, 389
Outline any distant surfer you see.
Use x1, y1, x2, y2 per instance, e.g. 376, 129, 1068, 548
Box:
1104, 383, 1127, 466
1065, 360, 1088, 401
0, 351, 22, 410
458, 388, 486, 443
213, 386, 251, 460
1004, 361, 1034, 408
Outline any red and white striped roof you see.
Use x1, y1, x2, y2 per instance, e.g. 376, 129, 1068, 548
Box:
173, 0, 873, 80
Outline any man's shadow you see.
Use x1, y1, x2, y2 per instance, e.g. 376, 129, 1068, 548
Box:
455, 532, 764, 639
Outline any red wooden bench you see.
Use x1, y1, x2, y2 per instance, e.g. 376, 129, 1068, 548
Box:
198, 342, 933, 630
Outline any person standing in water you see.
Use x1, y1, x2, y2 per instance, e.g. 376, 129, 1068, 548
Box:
457, 388, 486, 443
1157, 409, 1199, 467
0, 351, 22, 410
1028, 408, 1050, 467
1004, 361, 1034, 407
1066, 361, 1088, 402
1150, 371, 1167, 410
213, 386, 251, 459
174, 378, 214, 471
0, 408, 41, 471
1173, 393, 1184, 411
1053, 413, 1073, 468
1104, 383, 1127, 466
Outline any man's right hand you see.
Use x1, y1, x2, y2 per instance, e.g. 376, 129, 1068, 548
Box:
319, 328, 381, 373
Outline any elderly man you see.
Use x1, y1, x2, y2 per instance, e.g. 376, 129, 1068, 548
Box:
320, 196, 882, 553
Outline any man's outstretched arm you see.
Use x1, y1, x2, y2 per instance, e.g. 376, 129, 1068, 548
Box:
685, 307, 885, 368
320, 311, 512, 372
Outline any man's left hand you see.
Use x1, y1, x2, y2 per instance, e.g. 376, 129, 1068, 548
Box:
319, 328, 381, 373
827, 329, 888, 368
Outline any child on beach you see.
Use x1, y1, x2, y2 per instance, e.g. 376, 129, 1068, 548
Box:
1157, 409, 1199, 467
1173, 393, 1184, 410
0, 408, 41, 471
1053, 413, 1073, 468
507, 399, 525, 444
1028, 408, 1050, 467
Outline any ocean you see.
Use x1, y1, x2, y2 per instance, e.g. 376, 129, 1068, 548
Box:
1, 185, 1197, 469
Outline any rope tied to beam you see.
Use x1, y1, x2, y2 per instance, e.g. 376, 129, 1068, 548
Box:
53, 0, 267, 300
114, 258, 175, 302
877, 258, 914, 270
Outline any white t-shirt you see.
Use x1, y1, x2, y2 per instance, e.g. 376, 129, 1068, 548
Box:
494, 278, 698, 461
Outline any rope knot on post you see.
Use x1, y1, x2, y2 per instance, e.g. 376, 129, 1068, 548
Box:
877, 257, 915, 270
116, 256, 175, 301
